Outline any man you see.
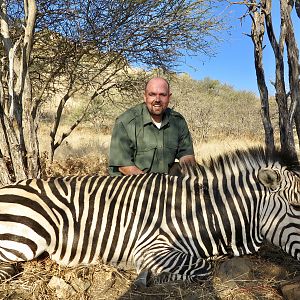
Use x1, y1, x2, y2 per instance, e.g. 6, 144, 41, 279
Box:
108, 77, 196, 176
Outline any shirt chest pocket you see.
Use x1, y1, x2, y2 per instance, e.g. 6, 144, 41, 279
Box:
164, 131, 179, 151
133, 127, 157, 171
135, 147, 156, 172
163, 131, 179, 166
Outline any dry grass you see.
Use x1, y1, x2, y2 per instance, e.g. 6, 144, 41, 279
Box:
38, 124, 110, 162
41, 155, 108, 178
193, 138, 263, 162
0, 258, 95, 299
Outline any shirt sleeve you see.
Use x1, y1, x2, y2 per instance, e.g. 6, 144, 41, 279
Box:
108, 120, 136, 175
176, 118, 195, 159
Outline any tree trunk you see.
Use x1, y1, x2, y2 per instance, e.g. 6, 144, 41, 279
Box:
250, 1, 275, 154
296, 0, 300, 18
284, 0, 300, 151
22, 76, 40, 177
245, 0, 299, 158
295, 104, 300, 149
0, 112, 27, 181
0, 115, 14, 185
0, 0, 39, 184
264, 0, 297, 158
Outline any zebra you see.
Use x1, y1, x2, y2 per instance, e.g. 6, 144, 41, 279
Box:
0, 147, 299, 285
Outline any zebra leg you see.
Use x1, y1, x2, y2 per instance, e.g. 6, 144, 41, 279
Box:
134, 246, 212, 286
134, 268, 152, 287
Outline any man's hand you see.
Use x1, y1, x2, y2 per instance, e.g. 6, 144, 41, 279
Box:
179, 155, 197, 176
118, 166, 144, 175
179, 155, 196, 166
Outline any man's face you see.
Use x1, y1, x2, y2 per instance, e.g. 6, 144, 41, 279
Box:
144, 78, 171, 120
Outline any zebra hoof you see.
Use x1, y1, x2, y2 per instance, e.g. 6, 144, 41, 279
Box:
0, 263, 18, 282
134, 269, 151, 287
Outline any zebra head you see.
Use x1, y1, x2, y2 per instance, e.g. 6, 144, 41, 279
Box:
258, 163, 300, 260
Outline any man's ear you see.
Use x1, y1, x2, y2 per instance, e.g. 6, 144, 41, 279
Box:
258, 168, 281, 189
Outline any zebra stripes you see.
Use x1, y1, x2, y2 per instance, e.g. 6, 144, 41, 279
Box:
0, 147, 299, 284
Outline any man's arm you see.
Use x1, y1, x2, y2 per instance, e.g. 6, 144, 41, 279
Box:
109, 119, 144, 176
175, 115, 197, 175
118, 166, 144, 175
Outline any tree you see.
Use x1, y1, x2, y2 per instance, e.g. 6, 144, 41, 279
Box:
0, 0, 225, 185
0, 0, 37, 184
229, 0, 300, 159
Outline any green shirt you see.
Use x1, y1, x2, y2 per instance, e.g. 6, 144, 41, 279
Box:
108, 103, 194, 176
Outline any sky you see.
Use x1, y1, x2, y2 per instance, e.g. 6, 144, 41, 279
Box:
178, 2, 300, 95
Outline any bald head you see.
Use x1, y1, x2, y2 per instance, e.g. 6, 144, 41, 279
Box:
145, 77, 170, 93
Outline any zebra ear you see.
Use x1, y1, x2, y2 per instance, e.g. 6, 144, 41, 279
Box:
258, 168, 281, 189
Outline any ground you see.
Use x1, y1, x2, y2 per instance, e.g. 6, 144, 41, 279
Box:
0, 242, 299, 300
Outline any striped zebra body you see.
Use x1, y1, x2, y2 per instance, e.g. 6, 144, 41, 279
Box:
0, 147, 299, 284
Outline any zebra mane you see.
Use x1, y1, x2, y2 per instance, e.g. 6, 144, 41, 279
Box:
199, 146, 300, 173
